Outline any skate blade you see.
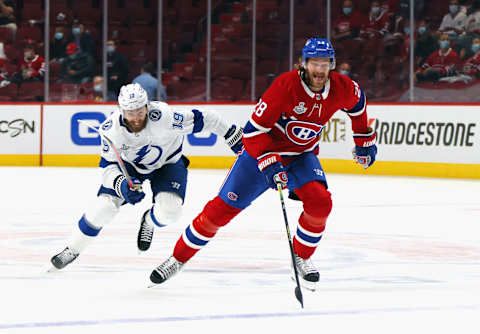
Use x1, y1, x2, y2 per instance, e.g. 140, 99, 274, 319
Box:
291, 275, 318, 292
46, 265, 60, 273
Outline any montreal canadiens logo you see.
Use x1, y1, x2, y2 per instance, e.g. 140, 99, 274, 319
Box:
227, 192, 238, 201
285, 121, 323, 145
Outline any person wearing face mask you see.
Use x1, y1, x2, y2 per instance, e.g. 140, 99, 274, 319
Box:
58, 42, 95, 84
414, 20, 438, 67
331, 0, 364, 42
84, 75, 117, 101
106, 39, 129, 100
361, 0, 391, 40
50, 27, 68, 64
461, 37, 480, 78
415, 33, 461, 83
438, 0, 467, 38
9, 43, 45, 87
66, 20, 96, 60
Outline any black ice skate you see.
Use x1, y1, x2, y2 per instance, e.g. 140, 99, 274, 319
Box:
293, 254, 319, 291
50, 247, 79, 270
149, 256, 184, 286
137, 210, 154, 252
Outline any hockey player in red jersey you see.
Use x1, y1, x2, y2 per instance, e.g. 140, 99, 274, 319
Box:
149, 38, 378, 290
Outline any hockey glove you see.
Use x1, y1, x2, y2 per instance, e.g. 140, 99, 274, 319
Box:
115, 175, 145, 204
352, 128, 377, 169
258, 154, 288, 189
224, 125, 244, 154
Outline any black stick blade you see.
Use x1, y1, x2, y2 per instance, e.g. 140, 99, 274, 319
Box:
295, 286, 304, 308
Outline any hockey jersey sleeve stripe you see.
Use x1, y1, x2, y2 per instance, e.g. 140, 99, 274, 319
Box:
243, 119, 270, 138
343, 89, 366, 117
99, 157, 118, 168
191, 109, 205, 133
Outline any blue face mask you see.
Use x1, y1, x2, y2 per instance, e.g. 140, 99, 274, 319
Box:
94, 84, 103, 92
54, 32, 63, 40
472, 44, 480, 53
339, 70, 350, 76
449, 5, 458, 14
404, 27, 410, 34
343, 7, 352, 15
418, 26, 426, 35
440, 40, 450, 49
72, 27, 81, 35
371, 6, 380, 14
107, 45, 115, 53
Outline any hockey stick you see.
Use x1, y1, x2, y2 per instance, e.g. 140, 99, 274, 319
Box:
275, 179, 304, 308
78, 119, 142, 191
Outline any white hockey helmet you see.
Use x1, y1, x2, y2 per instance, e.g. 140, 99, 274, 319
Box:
118, 83, 148, 111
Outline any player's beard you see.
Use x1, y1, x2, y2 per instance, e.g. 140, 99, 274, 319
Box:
125, 117, 147, 133
306, 70, 328, 91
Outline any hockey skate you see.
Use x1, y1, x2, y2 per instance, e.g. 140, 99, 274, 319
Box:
149, 256, 184, 286
292, 254, 319, 291
50, 247, 79, 271
137, 210, 154, 252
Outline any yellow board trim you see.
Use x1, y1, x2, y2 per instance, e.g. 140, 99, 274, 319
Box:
2, 155, 479, 179
0, 155, 40, 166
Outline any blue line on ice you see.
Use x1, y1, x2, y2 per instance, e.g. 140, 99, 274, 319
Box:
2, 305, 479, 329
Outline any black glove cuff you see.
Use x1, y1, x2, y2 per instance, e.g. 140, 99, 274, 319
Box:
114, 175, 126, 198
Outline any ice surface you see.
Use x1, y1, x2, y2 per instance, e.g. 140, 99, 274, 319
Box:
1, 167, 479, 333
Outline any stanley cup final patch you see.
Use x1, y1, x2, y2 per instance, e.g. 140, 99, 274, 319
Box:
293, 102, 307, 114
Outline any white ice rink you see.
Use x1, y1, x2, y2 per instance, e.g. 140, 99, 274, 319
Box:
1, 166, 479, 333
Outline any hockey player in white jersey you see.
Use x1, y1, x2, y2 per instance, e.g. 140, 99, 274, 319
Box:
49, 83, 243, 270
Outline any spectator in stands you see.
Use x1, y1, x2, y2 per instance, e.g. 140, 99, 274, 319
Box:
462, 36, 480, 78
458, 0, 480, 52
133, 62, 167, 101
50, 26, 68, 64
66, 19, 96, 59
0, 0, 16, 41
9, 43, 45, 85
359, 1, 392, 77
0, 41, 10, 87
82, 75, 116, 102
414, 20, 438, 67
106, 39, 128, 99
415, 33, 461, 83
361, 1, 392, 40
337, 61, 352, 78
331, 0, 363, 41
438, 0, 467, 38
58, 42, 94, 84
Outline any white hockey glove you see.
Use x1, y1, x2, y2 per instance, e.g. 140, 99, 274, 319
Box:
224, 125, 244, 154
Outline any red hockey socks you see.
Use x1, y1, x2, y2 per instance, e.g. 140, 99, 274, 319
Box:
292, 181, 332, 259
173, 196, 241, 263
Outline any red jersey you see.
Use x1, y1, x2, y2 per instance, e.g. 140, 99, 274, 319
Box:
243, 70, 370, 160
463, 52, 480, 75
18, 55, 45, 79
421, 48, 460, 75
333, 11, 364, 37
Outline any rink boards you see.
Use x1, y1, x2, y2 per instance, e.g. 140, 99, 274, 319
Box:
1, 102, 479, 179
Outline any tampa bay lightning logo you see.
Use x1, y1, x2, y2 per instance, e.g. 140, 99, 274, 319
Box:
148, 109, 162, 122
133, 144, 163, 170
102, 119, 112, 131
285, 121, 323, 145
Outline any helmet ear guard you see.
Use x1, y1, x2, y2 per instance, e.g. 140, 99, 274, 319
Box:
302, 38, 336, 70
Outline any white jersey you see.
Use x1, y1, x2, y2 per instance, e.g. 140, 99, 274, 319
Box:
98, 101, 231, 189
